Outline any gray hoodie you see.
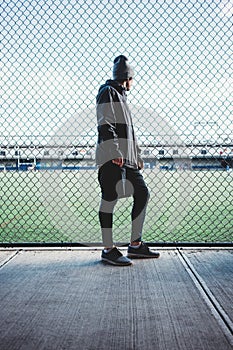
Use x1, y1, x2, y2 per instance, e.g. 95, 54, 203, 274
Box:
95, 80, 142, 168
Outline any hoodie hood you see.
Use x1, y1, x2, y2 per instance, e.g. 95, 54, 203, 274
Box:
97, 80, 125, 97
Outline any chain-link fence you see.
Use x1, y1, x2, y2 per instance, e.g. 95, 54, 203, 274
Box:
0, 0, 232, 246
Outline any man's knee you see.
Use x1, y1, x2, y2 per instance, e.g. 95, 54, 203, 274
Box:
99, 198, 117, 213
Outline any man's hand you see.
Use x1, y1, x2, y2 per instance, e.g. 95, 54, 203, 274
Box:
138, 160, 144, 170
112, 157, 124, 167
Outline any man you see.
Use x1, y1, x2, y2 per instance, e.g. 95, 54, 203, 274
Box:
96, 55, 160, 266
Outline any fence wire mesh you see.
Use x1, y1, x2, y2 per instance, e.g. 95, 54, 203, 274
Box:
0, 0, 232, 245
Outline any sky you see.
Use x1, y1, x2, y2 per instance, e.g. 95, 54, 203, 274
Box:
0, 0, 232, 146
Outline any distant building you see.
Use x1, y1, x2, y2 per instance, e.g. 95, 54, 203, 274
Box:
0, 142, 232, 171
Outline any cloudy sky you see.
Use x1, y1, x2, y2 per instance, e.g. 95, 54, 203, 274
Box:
0, 0, 232, 145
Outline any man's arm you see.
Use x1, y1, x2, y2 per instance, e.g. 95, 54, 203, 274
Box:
97, 87, 124, 163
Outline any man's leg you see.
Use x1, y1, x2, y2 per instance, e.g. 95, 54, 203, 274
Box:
98, 162, 133, 265
98, 162, 121, 248
99, 197, 133, 266
99, 198, 117, 248
126, 168, 150, 243
126, 168, 160, 258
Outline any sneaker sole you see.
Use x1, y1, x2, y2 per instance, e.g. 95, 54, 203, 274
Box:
127, 253, 160, 259
101, 257, 132, 266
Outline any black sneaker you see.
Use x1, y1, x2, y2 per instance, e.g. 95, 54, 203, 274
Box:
101, 247, 132, 266
127, 242, 160, 259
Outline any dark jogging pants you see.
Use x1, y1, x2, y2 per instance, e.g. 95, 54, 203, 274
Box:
98, 161, 150, 247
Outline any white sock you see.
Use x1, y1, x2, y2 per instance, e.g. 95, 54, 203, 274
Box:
129, 243, 141, 249
104, 248, 113, 253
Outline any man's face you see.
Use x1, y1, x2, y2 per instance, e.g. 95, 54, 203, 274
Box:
125, 78, 133, 91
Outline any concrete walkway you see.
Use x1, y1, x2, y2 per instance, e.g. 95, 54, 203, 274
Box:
0, 248, 232, 350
